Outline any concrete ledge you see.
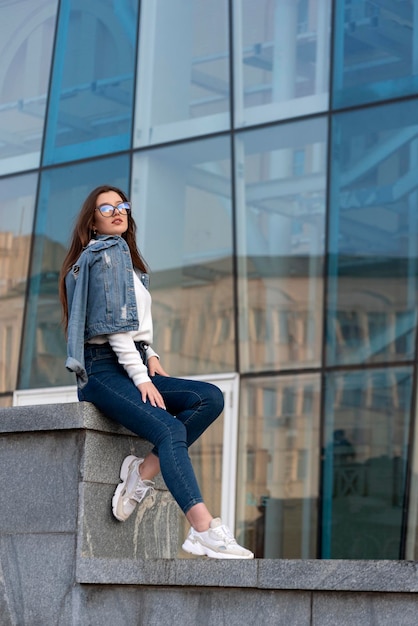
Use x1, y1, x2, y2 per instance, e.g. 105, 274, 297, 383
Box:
1, 402, 418, 625
76, 556, 418, 593
0, 400, 128, 434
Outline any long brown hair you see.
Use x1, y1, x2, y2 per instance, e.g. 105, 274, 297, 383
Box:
59, 184, 148, 333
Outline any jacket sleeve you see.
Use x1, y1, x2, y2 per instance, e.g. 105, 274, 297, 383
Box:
65, 254, 90, 385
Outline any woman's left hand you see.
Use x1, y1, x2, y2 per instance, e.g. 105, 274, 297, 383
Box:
147, 355, 169, 377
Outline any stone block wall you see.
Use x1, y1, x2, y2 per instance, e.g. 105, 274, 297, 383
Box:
0, 402, 178, 625
0, 402, 417, 625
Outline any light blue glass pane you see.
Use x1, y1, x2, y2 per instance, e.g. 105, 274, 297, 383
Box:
322, 368, 412, 559
236, 117, 327, 373
0, 0, 58, 175
234, 0, 331, 127
131, 136, 233, 375
0, 174, 38, 392
333, 0, 418, 108
43, 0, 139, 165
327, 100, 418, 366
236, 374, 321, 558
18, 155, 130, 389
134, 0, 230, 147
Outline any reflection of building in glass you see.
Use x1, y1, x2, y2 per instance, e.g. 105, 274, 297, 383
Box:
1, 0, 418, 561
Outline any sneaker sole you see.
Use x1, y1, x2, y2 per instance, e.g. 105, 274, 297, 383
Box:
182, 538, 254, 559
111, 455, 139, 522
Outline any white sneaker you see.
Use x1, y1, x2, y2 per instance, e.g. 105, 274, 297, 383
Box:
112, 455, 154, 522
182, 517, 254, 559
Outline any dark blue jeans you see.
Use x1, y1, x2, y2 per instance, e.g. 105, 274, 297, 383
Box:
78, 344, 224, 514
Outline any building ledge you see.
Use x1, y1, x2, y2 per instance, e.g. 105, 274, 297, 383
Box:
1, 401, 418, 625
76, 556, 418, 593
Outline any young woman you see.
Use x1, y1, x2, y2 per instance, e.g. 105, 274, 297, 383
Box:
59, 184, 253, 560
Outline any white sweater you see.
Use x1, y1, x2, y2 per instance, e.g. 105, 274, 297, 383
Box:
88, 271, 158, 385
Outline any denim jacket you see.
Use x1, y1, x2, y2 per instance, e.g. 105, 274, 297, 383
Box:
65, 235, 150, 388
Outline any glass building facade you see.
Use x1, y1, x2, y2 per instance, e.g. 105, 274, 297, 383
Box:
2, 0, 418, 560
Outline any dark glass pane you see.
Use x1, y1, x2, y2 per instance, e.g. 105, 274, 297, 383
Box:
18, 155, 130, 389
0, 0, 58, 174
131, 136, 233, 376
43, 0, 139, 165
333, 1, 418, 108
234, 0, 331, 126
236, 117, 327, 373
134, 0, 230, 146
0, 174, 37, 392
327, 100, 418, 366
236, 374, 321, 558
322, 368, 412, 559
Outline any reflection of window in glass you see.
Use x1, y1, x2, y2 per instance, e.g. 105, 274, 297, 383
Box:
233, 0, 331, 126
341, 381, 363, 409
263, 387, 276, 417
134, 0, 230, 146
282, 387, 296, 415
0, 0, 58, 175
367, 312, 388, 357
302, 385, 314, 415
333, 0, 418, 108
236, 117, 327, 373
131, 136, 233, 377
337, 311, 363, 347
396, 371, 411, 410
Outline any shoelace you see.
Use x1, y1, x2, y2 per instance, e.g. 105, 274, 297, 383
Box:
211, 524, 237, 545
132, 479, 155, 503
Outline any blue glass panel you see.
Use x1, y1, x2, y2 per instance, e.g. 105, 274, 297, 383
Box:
322, 368, 412, 559
18, 154, 130, 389
236, 117, 327, 373
234, 0, 331, 127
0, 0, 58, 175
327, 100, 418, 366
333, 0, 418, 108
131, 136, 233, 375
0, 174, 38, 392
43, 0, 139, 165
134, 0, 230, 147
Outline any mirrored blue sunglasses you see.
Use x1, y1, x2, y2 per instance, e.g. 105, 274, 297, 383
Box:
95, 201, 131, 217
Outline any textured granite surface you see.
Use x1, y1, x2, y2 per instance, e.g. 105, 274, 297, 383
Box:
79, 587, 312, 626
1, 402, 418, 626
0, 401, 129, 434
76, 556, 418, 592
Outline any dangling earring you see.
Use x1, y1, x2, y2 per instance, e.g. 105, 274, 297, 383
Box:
92, 226, 97, 236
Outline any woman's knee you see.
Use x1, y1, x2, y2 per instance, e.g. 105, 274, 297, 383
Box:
157, 416, 187, 446
203, 382, 224, 415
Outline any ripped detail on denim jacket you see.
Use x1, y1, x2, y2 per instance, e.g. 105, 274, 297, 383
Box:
72, 265, 80, 277
120, 304, 127, 319
104, 251, 111, 267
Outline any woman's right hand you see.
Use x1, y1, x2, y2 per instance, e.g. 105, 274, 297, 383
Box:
137, 381, 166, 410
